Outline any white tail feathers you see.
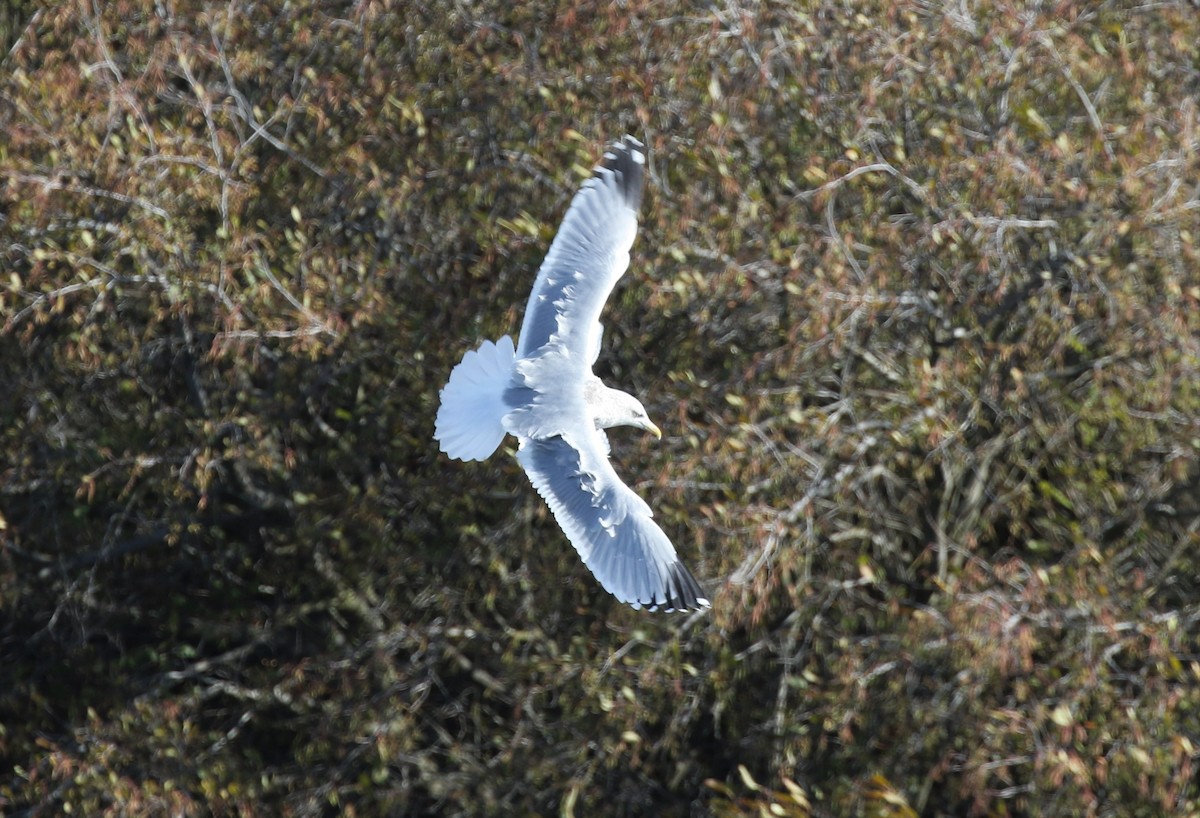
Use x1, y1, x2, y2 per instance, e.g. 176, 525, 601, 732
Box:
435, 335, 516, 461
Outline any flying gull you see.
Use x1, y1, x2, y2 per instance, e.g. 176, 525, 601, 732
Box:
434, 135, 709, 612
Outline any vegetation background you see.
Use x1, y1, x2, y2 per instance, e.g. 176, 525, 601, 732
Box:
2, 1, 1198, 815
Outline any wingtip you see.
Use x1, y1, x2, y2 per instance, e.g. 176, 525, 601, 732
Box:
610, 134, 644, 156
597, 135, 645, 211
643, 599, 710, 614
641, 561, 709, 613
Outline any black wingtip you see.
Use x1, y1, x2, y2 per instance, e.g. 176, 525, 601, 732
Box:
598, 134, 645, 212
646, 561, 710, 613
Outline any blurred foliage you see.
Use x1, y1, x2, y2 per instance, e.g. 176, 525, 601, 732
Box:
2, 0, 1199, 816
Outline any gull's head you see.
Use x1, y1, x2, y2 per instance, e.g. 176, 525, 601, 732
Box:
623, 395, 662, 439
588, 382, 662, 439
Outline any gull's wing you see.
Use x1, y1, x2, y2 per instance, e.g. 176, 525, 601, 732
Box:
515, 135, 645, 362
516, 432, 708, 612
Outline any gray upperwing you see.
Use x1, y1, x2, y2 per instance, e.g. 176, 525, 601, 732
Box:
515, 433, 707, 612
515, 136, 645, 363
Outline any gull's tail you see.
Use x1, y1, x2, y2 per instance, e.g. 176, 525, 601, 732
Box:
435, 335, 516, 461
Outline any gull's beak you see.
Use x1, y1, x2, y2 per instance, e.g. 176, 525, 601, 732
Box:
646, 420, 662, 440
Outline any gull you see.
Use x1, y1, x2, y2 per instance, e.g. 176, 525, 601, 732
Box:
434, 136, 708, 612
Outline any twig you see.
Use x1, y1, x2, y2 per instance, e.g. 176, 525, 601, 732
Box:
794, 162, 894, 202
1, 171, 169, 220
1037, 32, 1115, 162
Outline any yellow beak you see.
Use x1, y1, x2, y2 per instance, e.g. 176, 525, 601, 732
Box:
646, 420, 662, 440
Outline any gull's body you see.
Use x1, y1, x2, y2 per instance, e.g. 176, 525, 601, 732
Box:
434, 136, 708, 612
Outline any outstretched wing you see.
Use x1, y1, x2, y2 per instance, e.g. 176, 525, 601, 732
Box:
516, 432, 708, 612
516, 135, 645, 362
